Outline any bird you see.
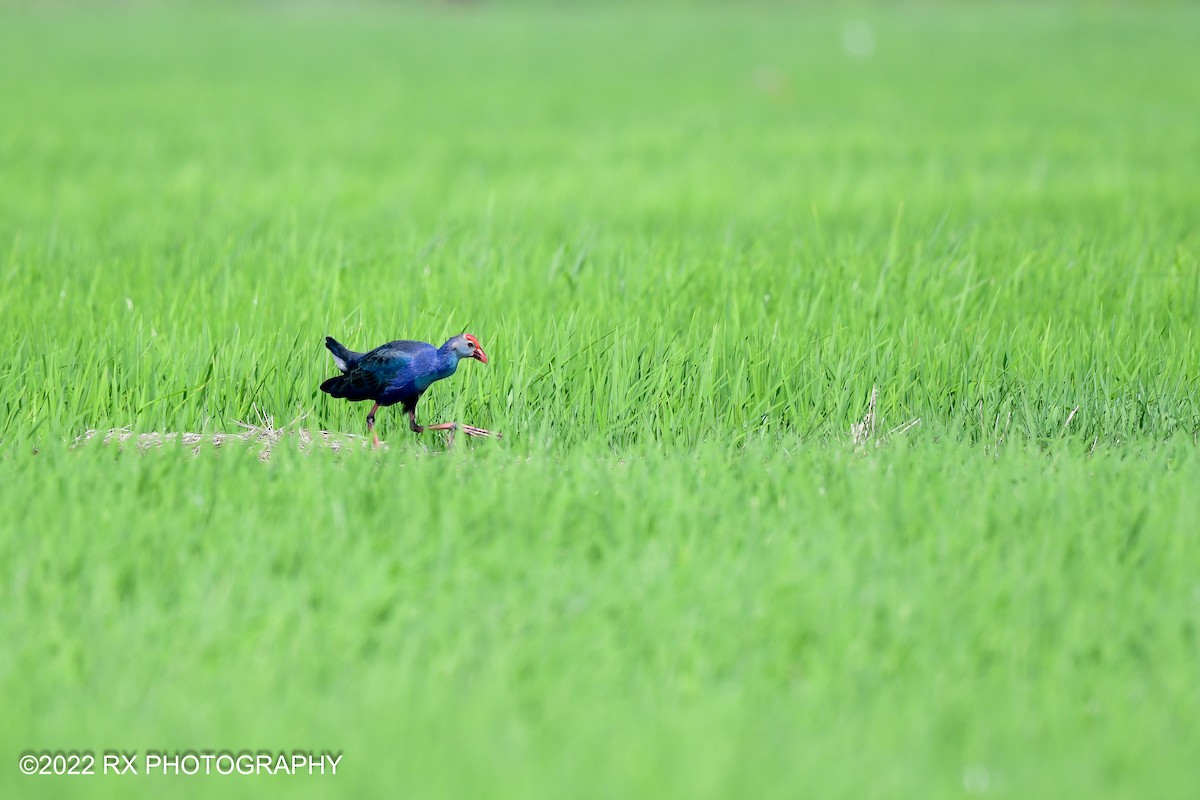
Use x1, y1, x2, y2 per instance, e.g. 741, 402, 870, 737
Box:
319, 333, 500, 447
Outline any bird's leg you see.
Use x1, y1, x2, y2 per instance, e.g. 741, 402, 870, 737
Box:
366, 402, 381, 448
408, 408, 424, 434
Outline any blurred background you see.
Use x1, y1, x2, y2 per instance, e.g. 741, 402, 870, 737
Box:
4, 0, 1196, 441
3, 4, 1200, 800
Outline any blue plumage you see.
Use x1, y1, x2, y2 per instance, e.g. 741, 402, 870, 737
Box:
320, 333, 497, 446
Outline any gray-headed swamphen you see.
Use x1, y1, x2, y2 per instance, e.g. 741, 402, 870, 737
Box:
320, 333, 499, 447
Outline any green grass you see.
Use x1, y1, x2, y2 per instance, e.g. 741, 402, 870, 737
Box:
2, 2, 1199, 798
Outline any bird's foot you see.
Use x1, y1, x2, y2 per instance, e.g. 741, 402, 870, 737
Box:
460, 424, 501, 438
422, 421, 501, 444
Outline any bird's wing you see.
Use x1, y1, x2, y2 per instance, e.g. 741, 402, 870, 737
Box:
356, 341, 428, 384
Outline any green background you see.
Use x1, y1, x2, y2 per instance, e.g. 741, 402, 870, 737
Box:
2, 2, 1198, 798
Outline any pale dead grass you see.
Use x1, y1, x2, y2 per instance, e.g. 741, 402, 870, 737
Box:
851, 385, 921, 450
73, 408, 373, 461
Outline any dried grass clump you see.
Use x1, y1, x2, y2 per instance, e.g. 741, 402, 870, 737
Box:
73, 408, 372, 461
850, 385, 921, 450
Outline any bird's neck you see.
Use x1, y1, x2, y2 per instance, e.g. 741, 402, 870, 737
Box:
434, 344, 461, 375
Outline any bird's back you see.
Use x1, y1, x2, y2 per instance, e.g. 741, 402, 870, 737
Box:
351, 340, 431, 387
366, 339, 436, 363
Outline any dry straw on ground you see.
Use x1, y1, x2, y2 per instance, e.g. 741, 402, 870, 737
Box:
73, 408, 373, 461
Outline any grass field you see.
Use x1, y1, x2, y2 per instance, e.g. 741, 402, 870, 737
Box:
2, 2, 1199, 798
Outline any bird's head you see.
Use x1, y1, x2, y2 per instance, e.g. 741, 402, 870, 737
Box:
448, 333, 489, 364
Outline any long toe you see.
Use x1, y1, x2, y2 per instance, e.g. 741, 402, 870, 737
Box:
461, 425, 500, 438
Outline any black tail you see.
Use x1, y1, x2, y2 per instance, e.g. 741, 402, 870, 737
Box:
325, 336, 362, 372
320, 373, 355, 398
320, 365, 377, 401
